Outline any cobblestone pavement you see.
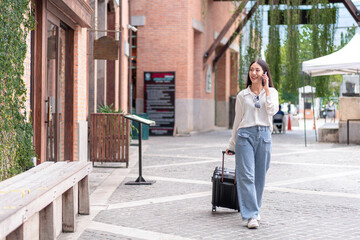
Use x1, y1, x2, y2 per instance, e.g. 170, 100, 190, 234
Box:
59, 122, 360, 240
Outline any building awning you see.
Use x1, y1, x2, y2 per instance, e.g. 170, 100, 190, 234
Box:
50, 0, 93, 28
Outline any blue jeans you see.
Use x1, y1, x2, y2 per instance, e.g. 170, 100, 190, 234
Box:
235, 126, 271, 220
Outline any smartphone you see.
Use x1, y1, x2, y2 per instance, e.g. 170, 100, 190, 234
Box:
262, 71, 267, 86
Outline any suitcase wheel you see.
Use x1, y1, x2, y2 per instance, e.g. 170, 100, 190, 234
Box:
212, 206, 216, 212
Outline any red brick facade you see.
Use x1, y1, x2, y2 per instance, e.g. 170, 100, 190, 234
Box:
132, 0, 240, 133
23, 0, 240, 163
26, 0, 92, 163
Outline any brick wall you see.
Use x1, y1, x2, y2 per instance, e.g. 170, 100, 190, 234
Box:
132, 0, 239, 131
134, 0, 190, 100
73, 26, 89, 161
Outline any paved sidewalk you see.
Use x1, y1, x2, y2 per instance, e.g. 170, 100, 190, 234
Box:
59, 123, 360, 240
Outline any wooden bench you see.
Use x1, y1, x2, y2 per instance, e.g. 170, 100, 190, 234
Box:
0, 161, 92, 240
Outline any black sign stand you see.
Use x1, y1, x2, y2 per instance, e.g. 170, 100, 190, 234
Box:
144, 72, 175, 136
124, 114, 156, 185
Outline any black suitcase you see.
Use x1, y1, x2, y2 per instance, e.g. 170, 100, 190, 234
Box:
211, 151, 240, 212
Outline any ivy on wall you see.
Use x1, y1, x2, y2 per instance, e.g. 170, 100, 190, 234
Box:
0, 0, 35, 180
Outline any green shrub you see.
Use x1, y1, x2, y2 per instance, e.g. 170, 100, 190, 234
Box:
97, 103, 124, 114
97, 103, 137, 138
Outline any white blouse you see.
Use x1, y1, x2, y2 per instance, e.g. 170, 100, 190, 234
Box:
228, 86, 279, 151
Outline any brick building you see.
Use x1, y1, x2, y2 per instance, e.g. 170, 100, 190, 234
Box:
88, 0, 131, 114
24, 0, 93, 164
23, 0, 240, 164
23, 0, 134, 164
131, 0, 240, 134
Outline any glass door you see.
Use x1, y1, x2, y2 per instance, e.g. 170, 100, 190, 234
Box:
46, 17, 67, 162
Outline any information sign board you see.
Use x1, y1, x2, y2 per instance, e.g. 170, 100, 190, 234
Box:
144, 72, 175, 136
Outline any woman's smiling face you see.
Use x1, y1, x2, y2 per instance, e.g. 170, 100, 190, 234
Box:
248, 62, 264, 85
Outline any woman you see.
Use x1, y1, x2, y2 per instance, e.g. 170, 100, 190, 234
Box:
226, 59, 279, 229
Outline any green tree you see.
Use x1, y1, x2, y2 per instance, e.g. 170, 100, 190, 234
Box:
307, 0, 336, 98
272, 0, 337, 103
239, 1, 264, 90
283, 0, 301, 103
339, 25, 357, 49
267, 0, 281, 90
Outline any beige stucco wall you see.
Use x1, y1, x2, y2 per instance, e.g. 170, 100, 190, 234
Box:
338, 97, 360, 144
339, 97, 360, 121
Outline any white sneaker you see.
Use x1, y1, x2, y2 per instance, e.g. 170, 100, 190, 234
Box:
247, 218, 259, 229
257, 214, 261, 221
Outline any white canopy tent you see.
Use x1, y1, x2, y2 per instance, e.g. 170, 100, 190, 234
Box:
300, 33, 360, 146
302, 33, 360, 76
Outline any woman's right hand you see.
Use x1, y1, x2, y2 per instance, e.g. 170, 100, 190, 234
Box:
225, 149, 235, 155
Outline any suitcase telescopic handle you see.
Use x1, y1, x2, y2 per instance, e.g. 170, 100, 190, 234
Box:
221, 151, 236, 184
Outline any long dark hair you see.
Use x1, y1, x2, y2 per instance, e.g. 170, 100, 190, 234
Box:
246, 59, 274, 88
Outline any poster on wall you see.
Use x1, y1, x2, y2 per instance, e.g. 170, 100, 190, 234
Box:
144, 72, 175, 136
